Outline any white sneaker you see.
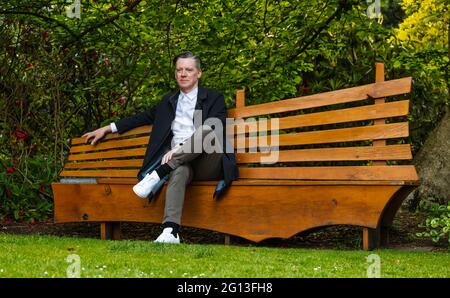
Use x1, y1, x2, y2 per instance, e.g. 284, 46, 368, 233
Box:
133, 171, 160, 199
153, 228, 181, 244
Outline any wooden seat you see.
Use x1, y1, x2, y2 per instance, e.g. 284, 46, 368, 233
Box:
52, 63, 420, 250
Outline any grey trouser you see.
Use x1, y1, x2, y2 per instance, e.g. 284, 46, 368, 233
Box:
163, 125, 223, 225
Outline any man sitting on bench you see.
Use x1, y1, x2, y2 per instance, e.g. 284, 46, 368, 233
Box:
82, 51, 239, 244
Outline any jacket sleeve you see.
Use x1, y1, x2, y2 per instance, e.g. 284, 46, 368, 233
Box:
207, 91, 240, 185
114, 104, 158, 134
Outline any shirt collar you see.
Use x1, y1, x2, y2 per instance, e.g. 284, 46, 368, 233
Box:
180, 86, 198, 101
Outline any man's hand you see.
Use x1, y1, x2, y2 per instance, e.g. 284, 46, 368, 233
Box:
161, 146, 181, 165
82, 125, 112, 145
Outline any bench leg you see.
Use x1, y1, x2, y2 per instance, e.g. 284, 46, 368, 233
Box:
224, 235, 231, 245
362, 228, 380, 251
100, 222, 121, 240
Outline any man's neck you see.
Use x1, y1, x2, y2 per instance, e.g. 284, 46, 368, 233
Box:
180, 85, 198, 95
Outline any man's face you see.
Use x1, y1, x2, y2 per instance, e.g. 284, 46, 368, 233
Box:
175, 58, 202, 93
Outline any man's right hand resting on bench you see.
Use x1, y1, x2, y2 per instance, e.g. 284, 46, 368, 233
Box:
82, 125, 112, 145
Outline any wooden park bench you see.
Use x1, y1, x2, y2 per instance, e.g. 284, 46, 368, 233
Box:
52, 63, 420, 250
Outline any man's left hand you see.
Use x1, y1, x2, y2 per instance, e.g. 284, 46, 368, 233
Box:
161, 146, 181, 165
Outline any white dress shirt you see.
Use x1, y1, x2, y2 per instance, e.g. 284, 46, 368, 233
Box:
171, 87, 198, 148
110, 87, 198, 149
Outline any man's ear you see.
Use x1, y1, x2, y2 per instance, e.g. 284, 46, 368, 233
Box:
197, 70, 202, 79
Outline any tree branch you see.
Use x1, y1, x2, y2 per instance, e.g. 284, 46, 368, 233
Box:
287, 0, 353, 62
63, 0, 144, 47
0, 10, 79, 38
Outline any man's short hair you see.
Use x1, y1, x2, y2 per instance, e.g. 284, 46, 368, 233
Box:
173, 51, 201, 70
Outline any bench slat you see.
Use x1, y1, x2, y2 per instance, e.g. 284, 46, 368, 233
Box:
68, 148, 146, 161
60, 169, 138, 177
228, 77, 412, 118
71, 125, 152, 145
64, 159, 143, 169
239, 165, 419, 181
236, 122, 409, 149
64, 144, 412, 169
94, 178, 419, 186
236, 144, 412, 163
233, 100, 409, 134
60, 165, 419, 181
70, 136, 149, 153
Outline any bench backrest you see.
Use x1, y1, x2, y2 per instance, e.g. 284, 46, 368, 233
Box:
61, 67, 419, 184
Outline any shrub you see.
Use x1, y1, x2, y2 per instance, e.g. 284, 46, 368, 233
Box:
0, 156, 58, 224
416, 200, 450, 249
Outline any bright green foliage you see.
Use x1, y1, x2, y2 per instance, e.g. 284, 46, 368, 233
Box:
417, 200, 450, 248
396, 0, 448, 47
390, 0, 449, 150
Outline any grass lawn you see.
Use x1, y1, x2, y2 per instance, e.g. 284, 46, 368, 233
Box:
0, 233, 448, 278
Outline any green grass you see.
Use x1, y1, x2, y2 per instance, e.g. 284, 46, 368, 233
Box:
0, 233, 448, 278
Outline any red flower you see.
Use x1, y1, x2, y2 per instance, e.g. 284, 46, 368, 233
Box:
6, 167, 15, 174
18, 210, 24, 217
14, 129, 28, 140
6, 189, 12, 198
118, 96, 127, 105
26, 63, 34, 69
15, 100, 23, 108
299, 85, 312, 92
40, 185, 46, 192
